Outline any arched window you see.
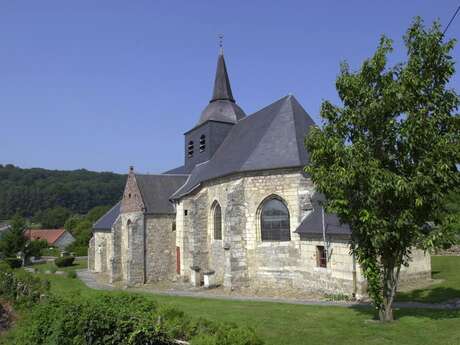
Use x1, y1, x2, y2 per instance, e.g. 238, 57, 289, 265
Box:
199, 135, 206, 152
260, 197, 290, 241
188, 141, 194, 158
212, 202, 222, 240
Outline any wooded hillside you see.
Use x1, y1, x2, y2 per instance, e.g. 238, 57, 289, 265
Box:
0, 164, 125, 219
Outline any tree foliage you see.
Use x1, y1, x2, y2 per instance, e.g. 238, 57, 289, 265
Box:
0, 214, 27, 258
33, 207, 73, 229
65, 205, 111, 256
305, 18, 459, 321
0, 164, 125, 219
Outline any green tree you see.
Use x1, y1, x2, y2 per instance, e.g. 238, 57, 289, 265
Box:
0, 214, 27, 257
305, 18, 459, 321
36, 207, 72, 229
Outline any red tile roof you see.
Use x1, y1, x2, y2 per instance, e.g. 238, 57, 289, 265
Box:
24, 229, 66, 245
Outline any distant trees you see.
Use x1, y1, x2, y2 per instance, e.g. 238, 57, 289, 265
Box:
65, 205, 111, 256
33, 207, 72, 229
0, 165, 125, 219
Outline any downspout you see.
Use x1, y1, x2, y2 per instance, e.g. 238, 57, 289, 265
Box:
352, 252, 357, 299
321, 206, 328, 263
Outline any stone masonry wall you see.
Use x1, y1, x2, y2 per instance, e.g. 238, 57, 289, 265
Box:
119, 211, 145, 286
93, 231, 113, 274
88, 236, 95, 272
176, 168, 432, 296
145, 214, 177, 282
110, 216, 123, 283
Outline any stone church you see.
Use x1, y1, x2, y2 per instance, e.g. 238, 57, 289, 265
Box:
89, 51, 431, 297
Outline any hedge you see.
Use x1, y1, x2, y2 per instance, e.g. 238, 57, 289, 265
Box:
0, 261, 49, 306
15, 294, 263, 345
4, 258, 22, 269
54, 256, 75, 267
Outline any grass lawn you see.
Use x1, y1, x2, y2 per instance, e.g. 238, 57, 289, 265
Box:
32, 257, 88, 273
10, 255, 457, 345
397, 256, 460, 303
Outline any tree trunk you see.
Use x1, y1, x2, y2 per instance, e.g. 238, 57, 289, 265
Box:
379, 262, 401, 322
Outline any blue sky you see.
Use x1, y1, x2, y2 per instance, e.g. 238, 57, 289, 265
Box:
1, 1, 459, 174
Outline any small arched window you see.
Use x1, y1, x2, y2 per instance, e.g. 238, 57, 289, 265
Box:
199, 135, 206, 152
212, 202, 222, 240
260, 197, 290, 241
188, 141, 194, 158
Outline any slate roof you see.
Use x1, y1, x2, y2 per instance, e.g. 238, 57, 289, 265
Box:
136, 174, 189, 214
295, 193, 351, 236
163, 165, 189, 175
93, 201, 121, 231
196, 52, 246, 126
171, 95, 316, 200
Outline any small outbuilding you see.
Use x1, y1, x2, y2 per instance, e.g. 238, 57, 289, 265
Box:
24, 229, 75, 250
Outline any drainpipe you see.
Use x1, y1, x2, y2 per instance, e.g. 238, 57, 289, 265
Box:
321, 206, 328, 261
352, 252, 357, 299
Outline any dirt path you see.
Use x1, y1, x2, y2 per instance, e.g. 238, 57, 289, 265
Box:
76, 269, 460, 310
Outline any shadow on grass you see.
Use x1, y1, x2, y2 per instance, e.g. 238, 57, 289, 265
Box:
351, 305, 460, 321
397, 286, 460, 304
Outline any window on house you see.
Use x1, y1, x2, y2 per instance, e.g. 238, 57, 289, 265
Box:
188, 141, 194, 158
213, 202, 222, 240
260, 197, 290, 241
316, 246, 327, 268
199, 135, 206, 152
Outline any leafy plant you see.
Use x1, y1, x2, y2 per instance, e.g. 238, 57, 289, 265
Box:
0, 214, 27, 258
305, 17, 460, 321
3, 258, 22, 269
54, 256, 75, 267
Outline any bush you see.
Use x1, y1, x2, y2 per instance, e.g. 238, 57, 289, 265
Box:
54, 256, 75, 267
0, 262, 49, 306
67, 271, 77, 279
4, 257, 22, 268
27, 240, 48, 258
65, 245, 88, 257
40, 247, 60, 257
15, 294, 264, 345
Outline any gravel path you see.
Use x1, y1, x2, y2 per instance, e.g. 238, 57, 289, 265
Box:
76, 269, 460, 310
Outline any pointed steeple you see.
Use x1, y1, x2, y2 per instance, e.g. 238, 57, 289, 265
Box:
210, 52, 235, 103
195, 50, 245, 126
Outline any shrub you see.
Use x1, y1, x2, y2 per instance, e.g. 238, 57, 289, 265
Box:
0, 262, 49, 306
27, 240, 48, 258
49, 266, 57, 274
16, 294, 264, 345
4, 257, 22, 268
65, 245, 88, 257
67, 271, 77, 279
54, 256, 75, 267
40, 246, 60, 257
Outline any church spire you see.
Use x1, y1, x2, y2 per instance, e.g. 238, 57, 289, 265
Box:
210, 48, 235, 103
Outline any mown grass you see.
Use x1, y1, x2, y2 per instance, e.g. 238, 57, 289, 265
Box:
32, 258, 87, 274
3, 256, 455, 345
397, 256, 460, 303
